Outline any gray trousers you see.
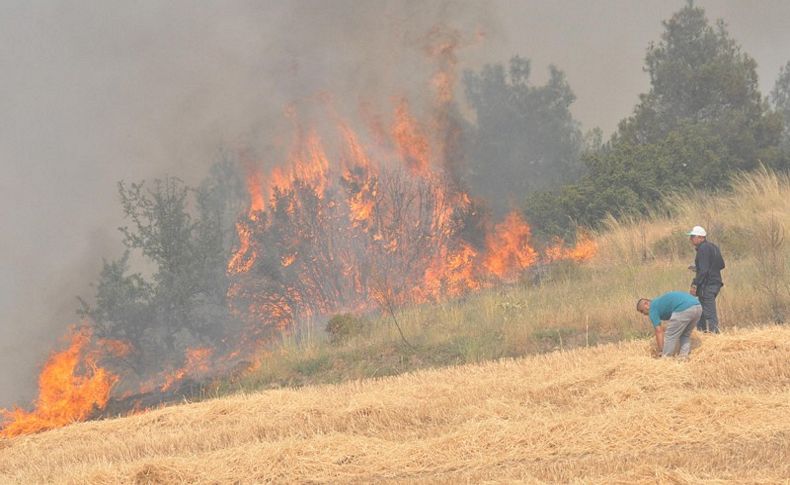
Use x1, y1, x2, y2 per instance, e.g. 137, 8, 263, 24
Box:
663, 305, 703, 357
697, 284, 721, 333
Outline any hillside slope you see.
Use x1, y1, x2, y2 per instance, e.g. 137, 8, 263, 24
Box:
1, 325, 788, 484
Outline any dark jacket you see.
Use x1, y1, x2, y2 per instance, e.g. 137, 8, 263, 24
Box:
692, 240, 725, 288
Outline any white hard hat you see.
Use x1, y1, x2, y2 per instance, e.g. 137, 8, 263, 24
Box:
686, 225, 707, 237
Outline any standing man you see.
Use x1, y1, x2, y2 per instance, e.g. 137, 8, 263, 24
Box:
636, 292, 702, 358
687, 226, 726, 333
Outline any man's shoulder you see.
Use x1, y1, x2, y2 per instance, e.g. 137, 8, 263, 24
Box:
699, 240, 719, 254
702, 240, 720, 250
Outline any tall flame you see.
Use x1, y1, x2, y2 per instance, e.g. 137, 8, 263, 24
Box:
224, 78, 597, 339
227, 166, 266, 274
392, 98, 432, 176
0, 327, 118, 437
484, 212, 539, 280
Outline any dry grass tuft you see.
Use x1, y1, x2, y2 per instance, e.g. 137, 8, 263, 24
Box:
1, 325, 788, 484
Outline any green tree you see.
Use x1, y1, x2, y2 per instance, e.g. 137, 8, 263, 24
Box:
525, 125, 725, 238
525, 2, 783, 238
618, 1, 780, 170
78, 252, 153, 374
463, 56, 583, 214
80, 159, 245, 373
771, 60, 790, 155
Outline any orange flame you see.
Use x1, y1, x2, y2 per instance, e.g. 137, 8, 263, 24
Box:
227, 166, 266, 274
227, 222, 255, 274
340, 122, 378, 229
392, 98, 432, 176
419, 242, 480, 301
423, 26, 461, 106
484, 212, 539, 280
0, 327, 118, 437
271, 131, 331, 198
161, 348, 213, 392
246, 168, 266, 213
544, 234, 598, 263
225, 98, 595, 339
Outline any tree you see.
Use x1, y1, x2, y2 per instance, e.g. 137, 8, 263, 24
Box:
771, 60, 790, 155
525, 124, 725, 238
78, 252, 153, 374
618, 1, 781, 171
80, 159, 245, 373
525, 2, 783, 238
463, 56, 583, 215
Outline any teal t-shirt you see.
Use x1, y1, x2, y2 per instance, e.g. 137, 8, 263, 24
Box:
648, 291, 700, 327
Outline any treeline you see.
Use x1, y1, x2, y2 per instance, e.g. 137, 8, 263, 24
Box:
460, 3, 790, 240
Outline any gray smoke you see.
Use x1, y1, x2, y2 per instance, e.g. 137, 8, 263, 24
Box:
0, 0, 497, 407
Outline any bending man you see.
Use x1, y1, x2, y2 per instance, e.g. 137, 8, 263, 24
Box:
636, 291, 702, 358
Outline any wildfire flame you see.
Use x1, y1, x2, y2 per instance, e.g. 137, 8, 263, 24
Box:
544, 234, 598, 263
161, 348, 213, 392
392, 99, 432, 176
484, 212, 539, 280
221, 24, 597, 346
0, 327, 118, 437
1, 25, 598, 438
224, 103, 593, 338
227, 165, 266, 274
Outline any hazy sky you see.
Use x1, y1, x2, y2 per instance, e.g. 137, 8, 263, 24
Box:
1, 0, 789, 407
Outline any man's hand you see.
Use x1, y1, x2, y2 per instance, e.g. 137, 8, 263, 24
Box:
689, 285, 697, 296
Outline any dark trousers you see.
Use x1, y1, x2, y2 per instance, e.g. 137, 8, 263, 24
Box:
697, 284, 721, 333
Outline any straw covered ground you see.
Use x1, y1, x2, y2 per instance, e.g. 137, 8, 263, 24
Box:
1, 325, 788, 484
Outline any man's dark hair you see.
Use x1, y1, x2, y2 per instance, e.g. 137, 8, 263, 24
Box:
636, 298, 650, 311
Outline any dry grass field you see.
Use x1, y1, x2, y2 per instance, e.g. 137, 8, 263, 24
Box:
1, 324, 788, 484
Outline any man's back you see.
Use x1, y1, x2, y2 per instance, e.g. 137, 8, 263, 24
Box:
693, 240, 725, 287
649, 291, 700, 327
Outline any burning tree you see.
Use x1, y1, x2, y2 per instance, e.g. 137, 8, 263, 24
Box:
223, 99, 590, 348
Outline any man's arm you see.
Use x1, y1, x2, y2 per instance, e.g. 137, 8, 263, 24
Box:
654, 325, 665, 356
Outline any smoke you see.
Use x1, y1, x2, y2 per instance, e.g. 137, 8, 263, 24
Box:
0, 0, 497, 407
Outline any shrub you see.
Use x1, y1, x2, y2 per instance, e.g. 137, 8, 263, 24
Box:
325, 313, 366, 345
